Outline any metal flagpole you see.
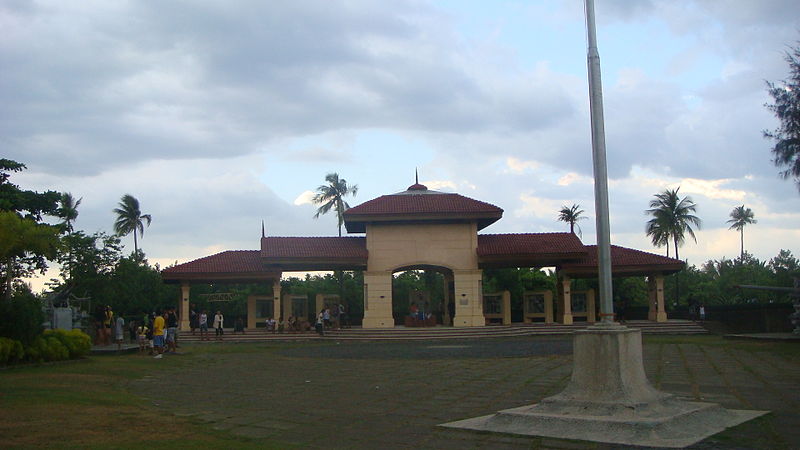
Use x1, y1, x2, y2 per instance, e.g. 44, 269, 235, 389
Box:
584, 0, 614, 324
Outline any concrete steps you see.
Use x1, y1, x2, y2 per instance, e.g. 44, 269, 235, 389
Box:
176, 320, 707, 343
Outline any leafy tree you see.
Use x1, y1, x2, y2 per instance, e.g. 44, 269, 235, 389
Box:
56, 192, 82, 233
727, 205, 757, 259
764, 42, 800, 192
0, 159, 60, 221
51, 231, 122, 301
645, 213, 671, 257
645, 187, 701, 260
557, 204, 586, 238
768, 249, 799, 287
312, 173, 358, 237
113, 194, 152, 255
0, 211, 60, 299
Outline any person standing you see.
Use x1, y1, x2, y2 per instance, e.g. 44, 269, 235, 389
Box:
315, 309, 325, 336
114, 313, 125, 351
136, 322, 148, 354
103, 306, 114, 346
213, 310, 224, 340
165, 307, 178, 353
190, 304, 198, 335
699, 305, 706, 322
199, 310, 209, 341
152, 310, 165, 358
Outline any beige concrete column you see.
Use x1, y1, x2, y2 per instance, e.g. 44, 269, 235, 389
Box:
502, 290, 511, 325
362, 271, 394, 328
247, 294, 257, 329
282, 292, 292, 322
272, 280, 281, 322
558, 275, 573, 325
544, 290, 554, 324
179, 282, 190, 331
314, 293, 324, 316
453, 269, 485, 327
587, 289, 596, 323
648, 275, 668, 322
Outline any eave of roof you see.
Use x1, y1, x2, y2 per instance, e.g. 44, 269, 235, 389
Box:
344, 192, 503, 233
260, 236, 368, 270
477, 233, 587, 268
161, 250, 280, 283
560, 245, 685, 277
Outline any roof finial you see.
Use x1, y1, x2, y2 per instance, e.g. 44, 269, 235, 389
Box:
415, 168, 419, 185
261, 220, 265, 238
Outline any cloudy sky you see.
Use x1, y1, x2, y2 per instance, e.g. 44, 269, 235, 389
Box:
4, 0, 800, 291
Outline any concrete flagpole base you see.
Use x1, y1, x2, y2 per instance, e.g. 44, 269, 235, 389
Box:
440, 324, 767, 448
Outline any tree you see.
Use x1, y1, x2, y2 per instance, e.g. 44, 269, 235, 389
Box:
645, 213, 671, 257
0, 211, 60, 299
56, 192, 82, 232
113, 194, 152, 255
764, 42, 800, 192
557, 204, 586, 238
727, 205, 757, 259
312, 173, 358, 237
0, 159, 60, 221
645, 187, 701, 260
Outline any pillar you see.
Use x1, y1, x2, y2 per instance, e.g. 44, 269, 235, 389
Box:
273, 279, 282, 322
502, 290, 511, 325
453, 269, 485, 327
179, 282, 190, 332
362, 271, 394, 328
558, 275, 573, 325
587, 289, 596, 323
443, 272, 452, 326
648, 275, 668, 322
544, 290, 554, 324
247, 294, 257, 329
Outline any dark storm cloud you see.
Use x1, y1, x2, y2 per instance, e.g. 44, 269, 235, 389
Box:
1, 0, 576, 176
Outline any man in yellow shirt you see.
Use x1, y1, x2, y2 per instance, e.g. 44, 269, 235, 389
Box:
152, 310, 165, 359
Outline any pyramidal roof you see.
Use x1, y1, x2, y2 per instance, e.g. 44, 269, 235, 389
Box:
343, 180, 503, 233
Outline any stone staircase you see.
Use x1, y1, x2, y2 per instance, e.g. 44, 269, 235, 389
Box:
177, 320, 707, 343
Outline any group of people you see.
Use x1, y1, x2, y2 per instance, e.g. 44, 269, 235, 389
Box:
93, 305, 129, 350
260, 303, 349, 336
188, 306, 226, 341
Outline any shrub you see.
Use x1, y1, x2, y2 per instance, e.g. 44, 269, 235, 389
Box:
0, 291, 44, 345
43, 329, 91, 358
0, 337, 24, 364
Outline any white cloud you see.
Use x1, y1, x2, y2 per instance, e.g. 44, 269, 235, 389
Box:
294, 190, 316, 206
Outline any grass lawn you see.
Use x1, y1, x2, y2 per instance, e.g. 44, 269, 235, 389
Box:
1, 335, 798, 449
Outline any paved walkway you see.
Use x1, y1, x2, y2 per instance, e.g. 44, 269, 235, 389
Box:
130, 336, 800, 449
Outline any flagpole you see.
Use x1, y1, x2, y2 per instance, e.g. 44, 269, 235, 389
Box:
585, 0, 614, 324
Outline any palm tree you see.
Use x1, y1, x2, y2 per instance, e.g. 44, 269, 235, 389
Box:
57, 192, 82, 232
727, 205, 757, 259
645, 187, 701, 260
113, 194, 152, 254
312, 173, 358, 237
557, 204, 586, 238
645, 212, 671, 257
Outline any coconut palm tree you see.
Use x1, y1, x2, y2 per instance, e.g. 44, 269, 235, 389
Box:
312, 173, 358, 237
645, 187, 701, 260
557, 204, 586, 238
113, 194, 151, 254
727, 205, 757, 259
56, 192, 82, 232
645, 212, 671, 257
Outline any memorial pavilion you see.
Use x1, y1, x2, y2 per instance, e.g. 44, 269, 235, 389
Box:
162, 181, 682, 331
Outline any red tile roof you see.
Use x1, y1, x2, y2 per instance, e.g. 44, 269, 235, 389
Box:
344, 192, 503, 232
260, 236, 367, 259
561, 245, 684, 276
163, 250, 262, 274
477, 233, 586, 256
346, 193, 502, 216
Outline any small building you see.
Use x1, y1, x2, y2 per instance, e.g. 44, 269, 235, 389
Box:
162, 181, 682, 330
